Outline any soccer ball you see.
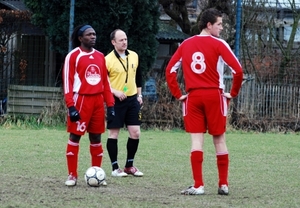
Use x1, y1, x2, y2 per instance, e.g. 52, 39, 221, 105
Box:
84, 166, 106, 187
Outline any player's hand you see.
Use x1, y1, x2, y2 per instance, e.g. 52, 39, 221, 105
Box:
178, 94, 188, 101
107, 106, 115, 124
223, 93, 232, 99
68, 106, 81, 122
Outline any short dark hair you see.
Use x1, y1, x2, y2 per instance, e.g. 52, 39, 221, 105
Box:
198, 8, 222, 32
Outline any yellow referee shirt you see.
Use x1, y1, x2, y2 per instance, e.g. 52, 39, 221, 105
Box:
105, 49, 139, 96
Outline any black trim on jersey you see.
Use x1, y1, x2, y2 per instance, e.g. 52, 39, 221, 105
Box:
114, 49, 129, 83
113, 49, 142, 88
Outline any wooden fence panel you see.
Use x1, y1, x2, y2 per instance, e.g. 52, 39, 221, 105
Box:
231, 81, 300, 121
223, 76, 300, 120
7, 85, 62, 115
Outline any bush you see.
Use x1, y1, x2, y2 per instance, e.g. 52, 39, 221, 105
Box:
141, 79, 184, 130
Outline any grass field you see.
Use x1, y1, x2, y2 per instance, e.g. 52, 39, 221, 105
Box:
0, 127, 300, 208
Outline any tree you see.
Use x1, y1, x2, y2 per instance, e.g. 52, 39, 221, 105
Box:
265, 0, 300, 83
241, 0, 300, 84
23, 0, 160, 80
159, 0, 192, 34
158, 0, 233, 35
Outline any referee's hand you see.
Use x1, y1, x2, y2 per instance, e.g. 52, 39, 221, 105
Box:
114, 90, 127, 101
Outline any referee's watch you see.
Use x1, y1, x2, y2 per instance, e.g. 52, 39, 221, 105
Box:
138, 94, 143, 98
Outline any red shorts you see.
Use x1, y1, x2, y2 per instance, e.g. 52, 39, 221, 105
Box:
67, 94, 105, 135
183, 89, 229, 135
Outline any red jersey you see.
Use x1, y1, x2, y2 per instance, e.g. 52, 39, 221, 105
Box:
166, 35, 243, 99
63, 47, 114, 108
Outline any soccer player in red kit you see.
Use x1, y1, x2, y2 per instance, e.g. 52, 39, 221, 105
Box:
63, 24, 115, 186
165, 8, 243, 195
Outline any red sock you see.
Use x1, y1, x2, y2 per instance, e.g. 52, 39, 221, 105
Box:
90, 142, 103, 167
66, 139, 79, 178
217, 153, 229, 187
190, 150, 204, 188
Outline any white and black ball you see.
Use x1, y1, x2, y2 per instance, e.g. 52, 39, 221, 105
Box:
84, 166, 106, 187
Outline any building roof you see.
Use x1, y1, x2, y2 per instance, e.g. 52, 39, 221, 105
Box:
156, 21, 190, 42
0, 0, 44, 35
0, 0, 27, 11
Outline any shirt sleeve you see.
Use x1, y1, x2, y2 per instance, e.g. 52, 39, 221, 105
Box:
102, 58, 115, 107
219, 42, 243, 97
63, 53, 75, 108
165, 47, 183, 99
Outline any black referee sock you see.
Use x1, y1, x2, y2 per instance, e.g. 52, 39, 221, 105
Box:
125, 137, 139, 168
106, 138, 119, 171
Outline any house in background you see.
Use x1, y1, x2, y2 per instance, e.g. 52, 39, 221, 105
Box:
142, 3, 193, 101
153, 1, 200, 77
153, 22, 190, 76
0, 0, 60, 115
0, 0, 58, 95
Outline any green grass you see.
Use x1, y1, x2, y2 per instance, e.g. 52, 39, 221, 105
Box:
0, 127, 300, 208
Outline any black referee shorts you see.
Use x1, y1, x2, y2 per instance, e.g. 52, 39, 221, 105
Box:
107, 94, 141, 129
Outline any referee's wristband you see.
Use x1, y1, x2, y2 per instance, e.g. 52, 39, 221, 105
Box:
138, 94, 143, 98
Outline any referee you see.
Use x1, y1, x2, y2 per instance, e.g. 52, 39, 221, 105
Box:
105, 29, 144, 177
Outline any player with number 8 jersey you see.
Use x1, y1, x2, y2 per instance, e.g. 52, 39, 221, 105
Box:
165, 8, 243, 195
166, 34, 242, 100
